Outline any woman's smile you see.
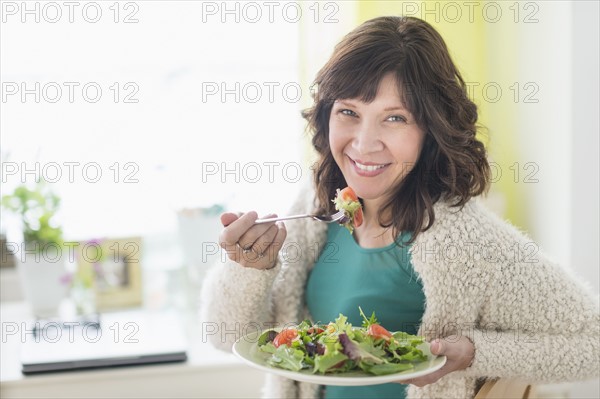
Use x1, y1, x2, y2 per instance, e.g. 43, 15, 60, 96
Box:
347, 156, 391, 177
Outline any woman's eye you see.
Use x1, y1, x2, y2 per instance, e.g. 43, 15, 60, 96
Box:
340, 109, 357, 117
387, 115, 407, 123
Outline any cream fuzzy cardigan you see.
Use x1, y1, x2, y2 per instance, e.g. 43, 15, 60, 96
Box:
201, 188, 600, 399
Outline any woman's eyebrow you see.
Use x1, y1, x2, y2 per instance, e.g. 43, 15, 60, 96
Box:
383, 105, 408, 112
335, 100, 357, 107
335, 100, 408, 112
334, 100, 410, 114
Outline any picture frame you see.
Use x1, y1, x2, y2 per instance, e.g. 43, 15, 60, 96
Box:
76, 237, 143, 311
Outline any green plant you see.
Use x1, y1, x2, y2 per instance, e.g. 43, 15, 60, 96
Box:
1, 180, 64, 250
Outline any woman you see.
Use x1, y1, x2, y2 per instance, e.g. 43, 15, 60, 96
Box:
201, 16, 599, 399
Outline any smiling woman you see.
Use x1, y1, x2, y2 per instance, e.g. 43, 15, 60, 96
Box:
201, 14, 599, 399
1, 1, 598, 398
305, 16, 489, 247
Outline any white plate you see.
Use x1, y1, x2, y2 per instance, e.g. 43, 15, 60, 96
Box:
233, 329, 447, 386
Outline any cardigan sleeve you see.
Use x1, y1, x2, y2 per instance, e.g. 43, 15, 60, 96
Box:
458, 257, 600, 382
457, 324, 600, 382
413, 200, 599, 385
199, 257, 282, 352
452, 204, 600, 383
199, 179, 319, 353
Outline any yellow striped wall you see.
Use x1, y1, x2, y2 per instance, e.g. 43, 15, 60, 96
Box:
355, 1, 524, 227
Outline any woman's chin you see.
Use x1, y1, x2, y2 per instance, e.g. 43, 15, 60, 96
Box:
348, 186, 388, 203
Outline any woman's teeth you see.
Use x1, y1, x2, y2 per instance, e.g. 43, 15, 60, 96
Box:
355, 162, 386, 172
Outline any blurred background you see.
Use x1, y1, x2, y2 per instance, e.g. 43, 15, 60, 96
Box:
1, 1, 598, 397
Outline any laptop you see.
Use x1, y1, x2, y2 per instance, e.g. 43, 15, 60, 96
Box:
20, 309, 188, 374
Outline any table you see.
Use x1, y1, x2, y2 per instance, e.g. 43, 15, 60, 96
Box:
0, 302, 265, 398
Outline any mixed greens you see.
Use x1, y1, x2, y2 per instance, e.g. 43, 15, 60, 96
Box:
257, 309, 427, 376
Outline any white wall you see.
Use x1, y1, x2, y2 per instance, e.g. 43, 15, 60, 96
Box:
515, 2, 599, 397
516, 2, 599, 292
569, 2, 600, 396
570, 1, 600, 295
516, 2, 573, 269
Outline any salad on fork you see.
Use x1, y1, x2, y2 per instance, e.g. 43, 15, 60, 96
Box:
332, 187, 363, 234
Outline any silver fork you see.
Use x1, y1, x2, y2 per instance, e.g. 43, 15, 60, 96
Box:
255, 210, 349, 224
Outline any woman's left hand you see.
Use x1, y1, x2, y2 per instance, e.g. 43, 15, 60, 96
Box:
396, 335, 475, 387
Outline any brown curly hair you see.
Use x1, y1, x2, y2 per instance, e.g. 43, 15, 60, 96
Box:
302, 16, 490, 242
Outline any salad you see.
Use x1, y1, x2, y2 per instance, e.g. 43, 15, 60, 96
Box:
333, 187, 363, 233
257, 309, 428, 376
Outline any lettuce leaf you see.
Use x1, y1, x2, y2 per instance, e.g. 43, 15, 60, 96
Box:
338, 333, 385, 365
259, 342, 277, 354
360, 362, 414, 375
257, 330, 277, 346
267, 346, 305, 371
333, 313, 353, 335
313, 351, 348, 374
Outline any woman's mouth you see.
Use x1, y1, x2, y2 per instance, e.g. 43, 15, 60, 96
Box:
349, 157, 390, 177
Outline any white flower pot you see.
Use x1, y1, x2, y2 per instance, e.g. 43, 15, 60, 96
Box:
17, 253, 69, 319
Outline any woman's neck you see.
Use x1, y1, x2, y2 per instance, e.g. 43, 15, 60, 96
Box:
353, 199, 395, 248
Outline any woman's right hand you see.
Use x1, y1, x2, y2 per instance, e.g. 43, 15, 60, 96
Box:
219, 211, 287, 270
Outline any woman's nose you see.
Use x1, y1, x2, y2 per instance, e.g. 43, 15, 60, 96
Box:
352, 123, 384, 154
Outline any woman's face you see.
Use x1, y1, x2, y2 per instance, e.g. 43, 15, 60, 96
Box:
328, 73, 426, 207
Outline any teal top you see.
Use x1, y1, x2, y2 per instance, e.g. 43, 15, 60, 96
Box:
305, 223, 426, 399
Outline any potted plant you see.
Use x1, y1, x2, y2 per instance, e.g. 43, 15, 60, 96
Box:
1, 180, 69, 318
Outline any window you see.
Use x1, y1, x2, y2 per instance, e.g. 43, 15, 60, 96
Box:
2, 1, 311, 241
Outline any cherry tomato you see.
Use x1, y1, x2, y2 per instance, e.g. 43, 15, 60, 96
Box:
338, 187, 359, 202
307, 327, 325, 335
337, 187, 363, 229
354, 208, 364, 228
367, 324, 392, 340
273, 328, 298, 348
